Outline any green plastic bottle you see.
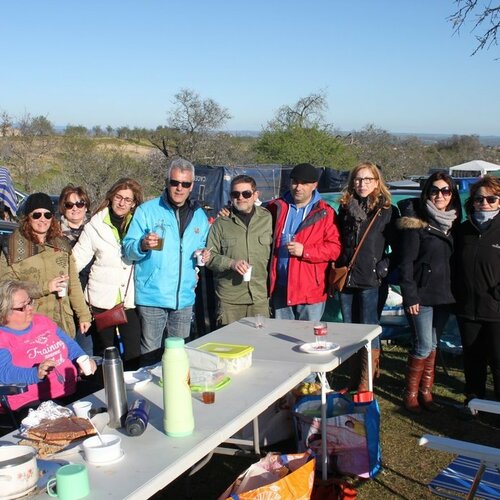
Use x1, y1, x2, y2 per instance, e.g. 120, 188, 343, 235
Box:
162, 337, 194, 437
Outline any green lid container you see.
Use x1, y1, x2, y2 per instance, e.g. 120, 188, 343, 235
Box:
165, 337, 185, 349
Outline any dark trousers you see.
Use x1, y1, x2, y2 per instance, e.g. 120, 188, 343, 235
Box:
458, 317, 500, 401
90, 307, 141, 371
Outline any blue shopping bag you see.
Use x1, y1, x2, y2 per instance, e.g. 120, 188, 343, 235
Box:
293, 392, 381, 479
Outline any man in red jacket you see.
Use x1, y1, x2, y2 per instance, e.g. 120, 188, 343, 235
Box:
267, 163, 342, 320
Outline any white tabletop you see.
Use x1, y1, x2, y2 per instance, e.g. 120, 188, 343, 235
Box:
189, 318, 382, 373
3, 318, 381, 498
7, 359, 309, 499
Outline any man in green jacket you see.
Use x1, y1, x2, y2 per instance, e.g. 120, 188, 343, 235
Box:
206, 175, 273, 326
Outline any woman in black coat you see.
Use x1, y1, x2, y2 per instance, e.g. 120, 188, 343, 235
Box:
336, 162, 398, 392
454, 175, 500, 405
397, 172, 461, 413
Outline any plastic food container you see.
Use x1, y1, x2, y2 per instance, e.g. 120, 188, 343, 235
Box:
197, 343, 254, 374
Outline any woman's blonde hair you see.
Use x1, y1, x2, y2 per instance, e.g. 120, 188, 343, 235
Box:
0, 280, 39, 325
339, 162, 391, 210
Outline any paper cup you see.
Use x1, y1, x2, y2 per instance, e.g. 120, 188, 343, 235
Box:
73, 401, 92, 418
242, 265, 253, 282
196, 250, 205, 267
77, 355, 93, 375
57, 281, 68, 298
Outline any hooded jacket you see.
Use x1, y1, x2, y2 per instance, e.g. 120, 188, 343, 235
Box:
0, 229, 91, 337
267, 192, 341, 306
397, 201, 455, 308
122, 193, 209, 310
453, 213, 500, 322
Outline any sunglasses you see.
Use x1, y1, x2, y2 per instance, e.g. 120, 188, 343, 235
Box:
473, 195, 500, 204
31, 212, 53, 220
169, 179, 193, 189
230, 190, 254, 199
12, 298, 34, 312
64, 201, 86, 209
429, 186, 452, 197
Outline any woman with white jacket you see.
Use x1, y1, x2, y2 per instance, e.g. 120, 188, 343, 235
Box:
73, 178, 144, 370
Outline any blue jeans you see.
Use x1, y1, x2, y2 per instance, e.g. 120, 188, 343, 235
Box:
272, 286, 325, 321
138, 305, 193, 355
75, 328, 93, 356
339, 287, 381, 349
405, 304, 450, 358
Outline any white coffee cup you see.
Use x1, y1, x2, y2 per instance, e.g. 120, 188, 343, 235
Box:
77, 355, 93, 376
73, 401, 92, 418
243, 265, 253, 282
57, 280, 68, 298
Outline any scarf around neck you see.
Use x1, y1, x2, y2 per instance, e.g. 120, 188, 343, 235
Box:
425, 200, 456, 233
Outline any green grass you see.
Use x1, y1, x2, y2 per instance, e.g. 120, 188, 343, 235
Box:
156, 344, 499, 499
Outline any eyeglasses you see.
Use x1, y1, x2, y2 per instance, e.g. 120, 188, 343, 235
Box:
113, 194, 134, 205
429, 186, 452, 197
473, 195, 500, 204
169, 179, 193, 189
64, 201, 86, 209
230, 190, 254, 199
31, 212, 53, 220
11, 298, 34, 312
354, 177, 375, 185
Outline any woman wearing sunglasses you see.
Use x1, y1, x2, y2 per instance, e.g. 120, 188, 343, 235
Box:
58, 185, 93, 355
0, 193, 91, 339
72, 178, 144, 370
58, 185, 91, 245
398, 172, 461, 413
454, 175, 500, 409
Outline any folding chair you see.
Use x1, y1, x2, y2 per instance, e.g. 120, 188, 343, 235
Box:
0, 383, 28, 431
419, 399, 500, 499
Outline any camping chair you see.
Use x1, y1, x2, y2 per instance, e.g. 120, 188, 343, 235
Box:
419, 399, 500, 499
0, 383, 28, 432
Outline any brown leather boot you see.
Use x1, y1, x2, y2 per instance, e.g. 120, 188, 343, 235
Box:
403, 355, 426, 413
358, 348, 380, 392
419, 350, 438, 411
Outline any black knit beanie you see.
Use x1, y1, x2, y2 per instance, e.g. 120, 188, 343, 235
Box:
23, 193, 55, 215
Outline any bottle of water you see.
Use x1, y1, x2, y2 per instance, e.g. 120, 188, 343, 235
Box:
162, 337, 194, 437
125, 399, 151, 436
103, 347, 128, 428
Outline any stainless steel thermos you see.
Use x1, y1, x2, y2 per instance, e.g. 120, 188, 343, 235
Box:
103, 346, 128, 428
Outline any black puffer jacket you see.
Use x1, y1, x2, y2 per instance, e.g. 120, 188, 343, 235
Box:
397, 202, 455, 308
337, 197, 398, 289
453, 213, 500, 322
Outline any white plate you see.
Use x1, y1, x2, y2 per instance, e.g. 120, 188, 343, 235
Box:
85, 449, 124, 466
123, 370, 152, 390
299, 342, 340, 354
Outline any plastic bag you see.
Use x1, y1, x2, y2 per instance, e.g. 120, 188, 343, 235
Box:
293, 393, 381, 479
219, 452, 315, 500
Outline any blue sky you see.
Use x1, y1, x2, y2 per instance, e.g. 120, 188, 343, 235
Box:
2, 1, 499, 135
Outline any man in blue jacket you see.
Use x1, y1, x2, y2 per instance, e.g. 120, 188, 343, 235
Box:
123, 158, 209, 365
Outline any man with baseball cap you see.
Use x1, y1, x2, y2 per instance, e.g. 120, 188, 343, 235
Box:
267, 163, 342, 320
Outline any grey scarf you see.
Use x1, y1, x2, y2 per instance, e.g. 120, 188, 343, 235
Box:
425, 200, 456, 234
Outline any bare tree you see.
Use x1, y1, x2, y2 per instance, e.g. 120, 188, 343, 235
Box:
267, 90, 329, 130
151, 88, 232, 163
449, 0, 500, 55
